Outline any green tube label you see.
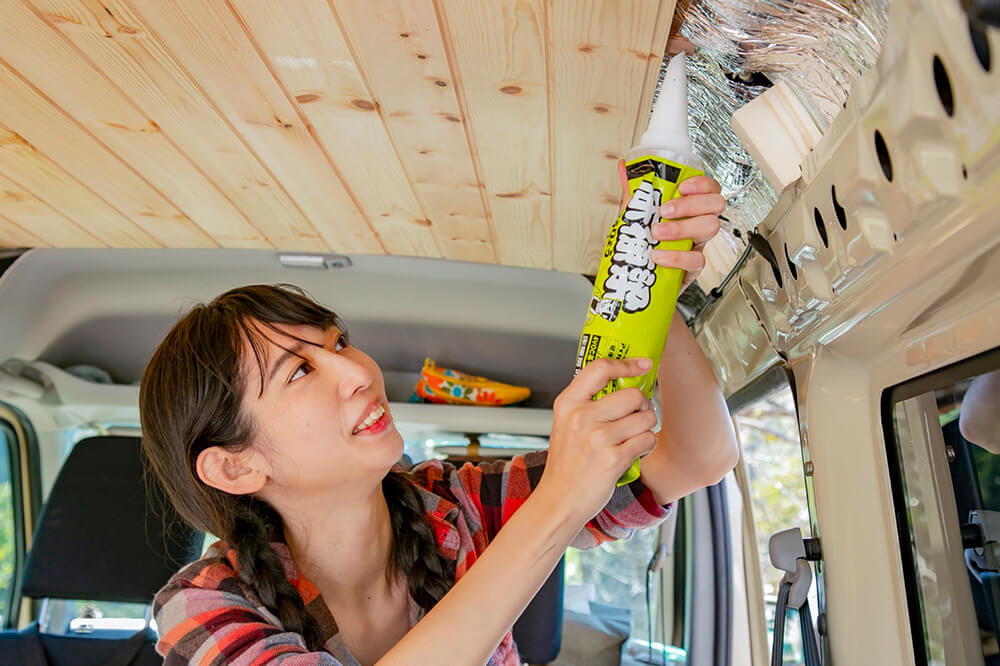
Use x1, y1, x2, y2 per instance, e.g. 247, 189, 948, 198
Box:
575, 154, 703, 484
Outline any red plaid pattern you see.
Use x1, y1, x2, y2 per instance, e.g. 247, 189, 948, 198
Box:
153, 451, 671, 664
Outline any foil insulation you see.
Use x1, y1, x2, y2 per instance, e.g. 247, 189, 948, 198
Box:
654, 0, 888, 293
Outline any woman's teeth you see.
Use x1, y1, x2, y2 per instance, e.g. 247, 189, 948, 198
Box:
353, 404, 385, 434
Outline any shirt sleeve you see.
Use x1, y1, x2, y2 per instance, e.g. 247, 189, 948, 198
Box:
411, 450, 672, 549
152, 557, 342, 666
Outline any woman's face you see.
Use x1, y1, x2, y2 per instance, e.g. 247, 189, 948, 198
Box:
240, 321, 404, 496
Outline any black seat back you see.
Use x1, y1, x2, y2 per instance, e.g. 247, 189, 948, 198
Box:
0, 436, 202, 665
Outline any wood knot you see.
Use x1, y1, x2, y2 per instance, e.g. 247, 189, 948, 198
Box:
400, 32, 410, 38
577, 44, 595, 53
496, 192, 524, 199
434, 80, 448, 87
295, 93, 321, 104
416, 53, 428, 60
440, 113, 462, 123
413, 218, 433, 227
499, 85, 522, 95
592, 105, 610, 114
350, 99, 376, 111
603, 152, 620, 160
117, 25, 140, 35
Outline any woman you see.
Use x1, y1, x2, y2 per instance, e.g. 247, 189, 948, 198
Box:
141, 174, 738, 665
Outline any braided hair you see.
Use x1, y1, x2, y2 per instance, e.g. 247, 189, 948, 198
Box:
140, 284, 453, 651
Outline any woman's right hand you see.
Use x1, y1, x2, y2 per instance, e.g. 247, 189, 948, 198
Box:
537, 357, 659, 524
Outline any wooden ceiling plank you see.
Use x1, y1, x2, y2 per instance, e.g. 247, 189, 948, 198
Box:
32, 0, 330, 251
123, 0, 386, 256
630, 0, 677, 148
548, 0, 666, 274
0, 172, 104, 247
0, 62, 214, 248
0, 214, 49, 248
329, 0, 497, 263
437, 0, 552, 269
1, 2, 258, 248
229, 0, 440, 258
0, 123, 159, 248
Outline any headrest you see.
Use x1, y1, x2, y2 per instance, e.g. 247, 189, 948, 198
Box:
22, 436, 202, 604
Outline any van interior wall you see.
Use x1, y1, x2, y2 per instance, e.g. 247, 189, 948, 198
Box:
669, 0, 889, 291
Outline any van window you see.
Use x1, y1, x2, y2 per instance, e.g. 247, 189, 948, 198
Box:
886, 359, 1000, 665
0, 425, 17, 626
734, 380, 817, 665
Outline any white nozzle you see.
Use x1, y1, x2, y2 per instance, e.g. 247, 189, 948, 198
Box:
637, 53, 694, 156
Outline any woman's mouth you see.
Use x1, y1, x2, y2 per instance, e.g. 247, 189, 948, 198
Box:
353, 403, 388, 435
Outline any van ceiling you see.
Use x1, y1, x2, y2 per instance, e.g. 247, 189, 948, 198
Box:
0, 1, 678, 276
0, 249, 593, 408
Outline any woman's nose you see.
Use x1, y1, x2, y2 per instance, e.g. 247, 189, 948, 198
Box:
317, 349, 373, 399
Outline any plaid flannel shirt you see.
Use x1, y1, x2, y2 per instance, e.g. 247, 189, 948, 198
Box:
152, 450, 672, 665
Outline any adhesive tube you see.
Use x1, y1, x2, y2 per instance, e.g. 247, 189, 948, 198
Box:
574, 54, 704, 485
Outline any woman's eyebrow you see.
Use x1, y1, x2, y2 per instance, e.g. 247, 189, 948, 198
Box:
265, 340, 307, 389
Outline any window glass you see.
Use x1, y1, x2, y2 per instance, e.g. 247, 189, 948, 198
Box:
40, 599, 149, 638
0, 427, 16, 626
734, 381, 816, 665
887, 364, 1000, 665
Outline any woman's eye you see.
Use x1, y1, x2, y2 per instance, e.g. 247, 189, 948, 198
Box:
335, 335, 348, 351
289, 362, 311, 383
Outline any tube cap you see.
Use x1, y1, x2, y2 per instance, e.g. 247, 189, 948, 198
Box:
638, 53, 694, 155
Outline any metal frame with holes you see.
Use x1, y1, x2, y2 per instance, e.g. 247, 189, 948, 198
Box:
693, 2, 999, 664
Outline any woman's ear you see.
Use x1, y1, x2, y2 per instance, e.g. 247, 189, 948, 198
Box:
196, 446, 268, 495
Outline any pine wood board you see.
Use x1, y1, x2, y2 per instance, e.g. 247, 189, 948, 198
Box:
0, 1, 263, 248
439, 0, 553, 269
0, 123, 158, 248
227, 0, 441, 258
122, 0, 390, 255
330, 0, 498, 263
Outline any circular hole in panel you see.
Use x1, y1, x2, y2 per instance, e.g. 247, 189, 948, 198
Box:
831, 185, 847, 230
970, 17, 992, 72
874, 130, 893, 182
814, 207, 829, 248
933, 55, 955, 117
784, 243, 798, 281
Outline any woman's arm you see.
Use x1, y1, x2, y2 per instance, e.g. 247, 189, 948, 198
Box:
638, 309, 740, 505
385, 357, 657, 665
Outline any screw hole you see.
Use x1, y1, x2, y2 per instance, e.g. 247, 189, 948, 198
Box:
814, 207, 829, 248
784, 243, 798, 281
831, 185, 847, 230
933, 55, 955, 117
874, 130, 893, 182
970, 18, 992, 72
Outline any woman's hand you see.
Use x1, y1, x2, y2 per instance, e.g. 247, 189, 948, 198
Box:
617, 160, 726, 294
537, 357, 659, 524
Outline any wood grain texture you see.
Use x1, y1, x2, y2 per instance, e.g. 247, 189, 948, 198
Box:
330, 0, 497, 263
439, 0, 552, 269
0, 1, 261, 247
0, 123, 158, 247
0, 59, 215, 248
630, 0, 676, 149
0, 214, 48, 248
0, 172, 102, 246
31, 0, 339, 250
548, 0, 663, 273
229, 0, 440, 258
124, 0, 387, 255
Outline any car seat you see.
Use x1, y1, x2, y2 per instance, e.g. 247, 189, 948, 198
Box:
0, 435, 202, 665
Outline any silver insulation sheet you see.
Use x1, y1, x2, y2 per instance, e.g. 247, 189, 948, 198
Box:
654, 0, 888, 245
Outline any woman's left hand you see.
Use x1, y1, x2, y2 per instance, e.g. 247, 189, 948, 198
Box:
617, 160, 726, 294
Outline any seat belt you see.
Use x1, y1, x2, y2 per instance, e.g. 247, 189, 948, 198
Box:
105, 628, 153, 666
768, 528, 822, 666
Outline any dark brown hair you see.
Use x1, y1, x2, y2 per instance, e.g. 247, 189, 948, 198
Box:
140, 284, 453, 650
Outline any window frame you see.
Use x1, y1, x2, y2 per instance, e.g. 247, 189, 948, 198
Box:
881, 345, 1000, 666
727, 363, 827, 665
0, 404, 40, 630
